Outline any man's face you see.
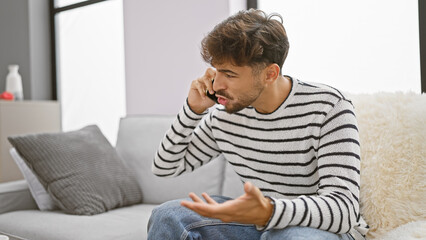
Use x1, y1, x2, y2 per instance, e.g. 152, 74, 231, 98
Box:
212, 63, 265, 114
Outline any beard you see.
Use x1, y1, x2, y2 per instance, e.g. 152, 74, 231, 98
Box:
217, 77, 265, 114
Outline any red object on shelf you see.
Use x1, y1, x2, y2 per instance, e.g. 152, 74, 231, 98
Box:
0, 91, 14, 101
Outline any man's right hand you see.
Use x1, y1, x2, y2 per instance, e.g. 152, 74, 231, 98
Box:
187, 68, 217, 114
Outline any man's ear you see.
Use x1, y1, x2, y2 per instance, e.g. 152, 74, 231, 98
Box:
264, 64, 280, 84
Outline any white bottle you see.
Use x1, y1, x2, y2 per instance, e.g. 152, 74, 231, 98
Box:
0, 235, 9, 240
6, 65, 24, 101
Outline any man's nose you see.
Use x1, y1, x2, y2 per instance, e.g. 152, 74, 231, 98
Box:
213, 75, 226, 92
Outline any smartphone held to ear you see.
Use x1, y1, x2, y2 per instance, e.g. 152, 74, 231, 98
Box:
206, 79, 218, 103
206, 90, 218, 103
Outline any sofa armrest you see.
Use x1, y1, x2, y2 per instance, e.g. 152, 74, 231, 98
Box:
0, 180, 37, 214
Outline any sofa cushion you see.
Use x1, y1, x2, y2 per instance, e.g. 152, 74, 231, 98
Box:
0, 204, 156, 240
0, 180, 37, 214
221, 161, 244, 198
8, 125, 143, 215
349, 92, 426, 239
115, 115, 226, 204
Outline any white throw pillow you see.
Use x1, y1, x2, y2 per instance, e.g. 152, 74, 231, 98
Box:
9, 148, 57, 211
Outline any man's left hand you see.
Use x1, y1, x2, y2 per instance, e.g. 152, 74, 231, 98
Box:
180, 182, 273, 226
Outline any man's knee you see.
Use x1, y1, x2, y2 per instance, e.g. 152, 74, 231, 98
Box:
148, 199, 195, 239
149, 199, 185, 225
149, 198, 210, 230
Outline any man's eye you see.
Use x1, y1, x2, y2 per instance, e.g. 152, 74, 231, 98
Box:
226, 74, 235, 78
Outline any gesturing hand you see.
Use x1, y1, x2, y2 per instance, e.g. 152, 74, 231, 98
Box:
180, 182, 273, 226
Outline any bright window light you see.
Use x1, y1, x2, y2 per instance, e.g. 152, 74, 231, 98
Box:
259, 0, 421, 93
57, 0, 126, 145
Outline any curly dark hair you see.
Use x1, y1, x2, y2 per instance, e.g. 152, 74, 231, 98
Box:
201, 9, 289, 74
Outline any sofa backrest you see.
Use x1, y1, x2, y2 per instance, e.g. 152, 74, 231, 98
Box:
115, 115, 230, 204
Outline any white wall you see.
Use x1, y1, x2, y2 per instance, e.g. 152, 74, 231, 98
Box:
124, 0, 230, 115
229, 0, 246, 15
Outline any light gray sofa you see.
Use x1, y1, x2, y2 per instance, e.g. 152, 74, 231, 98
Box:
0, 115, 244, 240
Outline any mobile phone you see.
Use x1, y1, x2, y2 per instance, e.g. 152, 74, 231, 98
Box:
206, 79, 218, 103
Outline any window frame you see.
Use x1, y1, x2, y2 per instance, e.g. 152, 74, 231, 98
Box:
419, 0, 426, 93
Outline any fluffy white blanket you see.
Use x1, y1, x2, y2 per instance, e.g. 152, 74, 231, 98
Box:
377, 221, 426, 240
349, 92, 426, 240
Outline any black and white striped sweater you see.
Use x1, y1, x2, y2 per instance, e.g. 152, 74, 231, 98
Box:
153, 77, 369, 239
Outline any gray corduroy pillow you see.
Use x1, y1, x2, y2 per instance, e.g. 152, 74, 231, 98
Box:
8, 125, 143, 215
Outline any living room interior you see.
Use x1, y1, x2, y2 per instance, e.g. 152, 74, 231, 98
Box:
0, 0, 425, 240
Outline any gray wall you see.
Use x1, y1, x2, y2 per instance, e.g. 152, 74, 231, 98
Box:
0, 0, 51, 100
28, 0, 52, 100
123, 0, 230, 115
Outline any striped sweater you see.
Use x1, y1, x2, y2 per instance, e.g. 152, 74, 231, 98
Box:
153, 77, 369, 239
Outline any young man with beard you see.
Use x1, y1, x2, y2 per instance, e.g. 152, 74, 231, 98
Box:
147, 9, 368, 240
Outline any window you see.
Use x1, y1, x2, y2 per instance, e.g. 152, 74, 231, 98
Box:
257, 0, 421, 93
55, 0, 88, 8
52, 0, 125, 145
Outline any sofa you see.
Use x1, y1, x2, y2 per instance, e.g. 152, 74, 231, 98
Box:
0, 92, 424, 240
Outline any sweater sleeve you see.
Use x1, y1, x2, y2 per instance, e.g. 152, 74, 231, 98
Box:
259, 99, 362, 234
152, 99, 222, 177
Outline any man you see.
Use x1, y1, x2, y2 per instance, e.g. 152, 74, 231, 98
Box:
148, 9, 368, 240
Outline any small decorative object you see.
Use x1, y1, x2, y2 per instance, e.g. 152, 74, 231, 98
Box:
0, 91, 14, 101
0, 234, 9, 240
5, 65, 23, 101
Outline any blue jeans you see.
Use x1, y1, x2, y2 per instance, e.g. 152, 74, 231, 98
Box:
147, 196, 354, 240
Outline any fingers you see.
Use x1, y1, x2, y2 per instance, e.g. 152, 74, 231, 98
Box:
205, 67, 216, 79
193, 80, 207, 99
244, 181, 252, 193
203, 68, 216, 94
244, 181, 254, 195
188, 192, 218, 205
181, 193, 217, 218
192, 69, 215, 99
244, 182, 264, 201
181, 193, 206, 212
188, 192, 204, 203
202, 193, 218, 205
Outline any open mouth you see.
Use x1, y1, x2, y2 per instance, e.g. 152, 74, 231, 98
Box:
217, 97, 228, 105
